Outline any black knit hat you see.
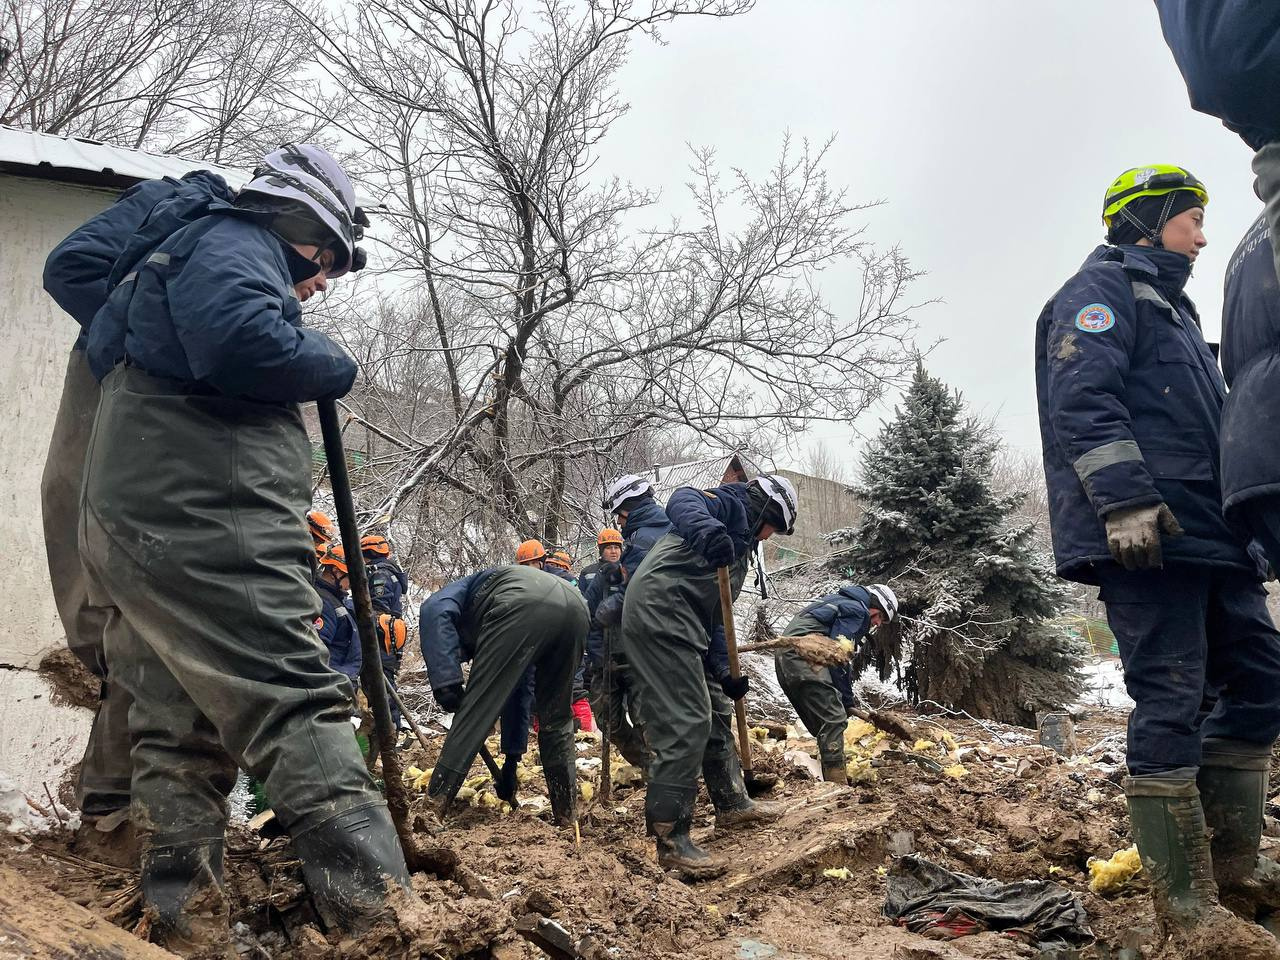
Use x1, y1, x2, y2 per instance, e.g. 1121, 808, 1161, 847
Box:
1107, 190, 1204, 246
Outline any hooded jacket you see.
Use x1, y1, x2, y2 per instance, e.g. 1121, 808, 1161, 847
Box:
785, 585, 874, 708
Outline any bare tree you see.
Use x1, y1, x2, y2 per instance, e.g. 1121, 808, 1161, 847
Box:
0, 0, 322, 162
304, 1, 925, 571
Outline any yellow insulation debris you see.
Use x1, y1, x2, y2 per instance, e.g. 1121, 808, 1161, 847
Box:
750, 726, 770, 740
822, 867, 853, 880
942, 764, 968, 779
913, 739, 936, 752
1088, 845, 1142, 895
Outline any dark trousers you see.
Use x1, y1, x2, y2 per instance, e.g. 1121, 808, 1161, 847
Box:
80, 368, 382, 848
1097, 563, 1280, 775
428, 571, 586, 801
774, 649, 847, 766
587, 630, 650, 770
40, 348, 132, 816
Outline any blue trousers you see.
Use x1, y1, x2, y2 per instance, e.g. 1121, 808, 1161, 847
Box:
1098, 564, 1280, 775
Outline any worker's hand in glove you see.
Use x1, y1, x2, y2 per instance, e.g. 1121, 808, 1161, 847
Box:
603, 562, 624, 586
432, 683, 464, 713
583, 657, 598, 688
1104, 503, 1184, 570
719, 673, 749, 701
702, 529, 736, 569
495, 754, 520, 802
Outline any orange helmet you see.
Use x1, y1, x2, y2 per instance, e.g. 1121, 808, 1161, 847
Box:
316, 541, 348, 575
360, 534, 391, 558
547, 550, 572, 571
597, 528, 623, 549
307, 509, 335, 546
515, 539, 546, 565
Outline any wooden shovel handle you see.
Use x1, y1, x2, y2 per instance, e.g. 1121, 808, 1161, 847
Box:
717, 566, 753, 776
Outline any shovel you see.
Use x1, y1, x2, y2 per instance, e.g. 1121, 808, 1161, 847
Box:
716, 566, 778, 796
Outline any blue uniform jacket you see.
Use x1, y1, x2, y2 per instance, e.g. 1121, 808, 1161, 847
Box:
368, 557, 409, 617
667, 482, 754, 678
43, 172, 234, 347
85, 206, 356, 402
316, 579, 361, 684
586, 498, 672, 666
1156, 1, 1280, 150
795, 585, 873, 708
1221, 214, 1280, 520
1035, 244, 1253, 583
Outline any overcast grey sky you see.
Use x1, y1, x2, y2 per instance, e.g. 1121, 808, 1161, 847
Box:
593, 0, 1260, 467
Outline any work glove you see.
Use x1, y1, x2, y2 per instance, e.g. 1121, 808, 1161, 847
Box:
583, 657, 599, 689
1104, 503, 1184, 571
495, 754, 520, 802
719, 673, 749, 701
603, 562, 624, 586
432, 682, 464, 713
702, 529, 736, 569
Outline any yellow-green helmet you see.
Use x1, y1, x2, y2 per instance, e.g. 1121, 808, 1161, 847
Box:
1102, 165, 1208, 228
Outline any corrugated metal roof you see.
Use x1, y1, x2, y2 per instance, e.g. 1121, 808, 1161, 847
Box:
0, 124, 250, 190
652, 451, 763, 502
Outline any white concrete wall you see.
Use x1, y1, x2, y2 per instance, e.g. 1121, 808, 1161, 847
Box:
0, 174, 114, 796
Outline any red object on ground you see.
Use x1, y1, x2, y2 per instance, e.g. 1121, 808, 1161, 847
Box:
572, 698, 594, 732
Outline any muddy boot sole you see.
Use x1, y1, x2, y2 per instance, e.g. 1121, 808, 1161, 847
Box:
658, 852, 727, 881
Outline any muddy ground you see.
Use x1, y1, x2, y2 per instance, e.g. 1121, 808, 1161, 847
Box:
10, 692, 1258, 960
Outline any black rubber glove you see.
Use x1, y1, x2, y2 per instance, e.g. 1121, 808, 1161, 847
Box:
496, 754, 520, 802
583, 657, 599, 689
703, 529, 735, 568
719, 674, 749, 701
603, 561, 624, 586
432, 683, 464, 713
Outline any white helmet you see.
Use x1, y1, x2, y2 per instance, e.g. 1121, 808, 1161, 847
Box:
239, 143, 368, 277
602, 474, 654, 514
751, 474, 798, 535
866, 584, 899, 622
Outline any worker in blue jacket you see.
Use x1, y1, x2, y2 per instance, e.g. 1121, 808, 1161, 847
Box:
1035, 165, 1280, 935
774, 584, 898, 785
1215, 213, 1280, 926
1156, 3, 1280, 293
360, 535, 409, 731
582, 475, 671, 773
75, 145, 412, 951
41, 170, 233, 864
621, 475, 798, 879
314, 544, 362, 688
419, 564, 588, 823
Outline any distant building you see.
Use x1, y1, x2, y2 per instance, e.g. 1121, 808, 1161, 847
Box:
648, 451, 861, 568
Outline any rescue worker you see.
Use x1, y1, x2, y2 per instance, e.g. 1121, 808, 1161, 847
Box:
1155, 2, 1280, 287
622, 475, 798, 879
76, 144, 410, 952
545, 550, 577, 584
578, 528, 623, 599
315, 543, 361, 688
1035, 165, 1280, 936
418, 564, 588, 822
774, 584, 897, 785
583, 476, 673, 773
515, 539, 547, 569
1215, 214, 1280, 926
42, 169, 235, 864
361, 534, 409, 730
308, 509, 336, 548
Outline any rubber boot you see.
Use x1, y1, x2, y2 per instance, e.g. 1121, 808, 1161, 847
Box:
544, 760, 577, 828
290, 802, 412, 933
648, 782, 725, 880
1200, 738, 1280, 920
140, 834, 233, 959
821, 761, 849, 786
704, 749, 785, 831
1125, 773, 1220, 931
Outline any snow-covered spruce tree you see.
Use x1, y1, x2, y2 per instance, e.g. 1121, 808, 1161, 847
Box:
826, 363, 1086, 726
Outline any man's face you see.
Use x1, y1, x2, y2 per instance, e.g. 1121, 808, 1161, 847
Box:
519, 558, 545, 570
1158, 206, 1207, 261
869, 608, 885, 629
755, 522, 778, 542
602, 544, 622, 563
292, 244, 336, 302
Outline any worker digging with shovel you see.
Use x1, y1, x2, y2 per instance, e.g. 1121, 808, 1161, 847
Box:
621, 475, 798, 879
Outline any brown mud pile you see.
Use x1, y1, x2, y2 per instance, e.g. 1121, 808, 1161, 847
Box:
2, 706, 1274, 959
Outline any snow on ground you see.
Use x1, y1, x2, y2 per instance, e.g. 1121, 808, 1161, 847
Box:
1075, 657, 1133, 710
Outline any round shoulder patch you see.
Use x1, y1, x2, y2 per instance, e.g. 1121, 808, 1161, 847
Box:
1074, 303, 1115, 333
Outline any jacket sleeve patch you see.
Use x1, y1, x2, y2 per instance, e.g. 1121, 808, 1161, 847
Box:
1075, 303, 1116, 333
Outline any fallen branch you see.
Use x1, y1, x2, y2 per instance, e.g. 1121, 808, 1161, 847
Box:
737, 633, 850, 668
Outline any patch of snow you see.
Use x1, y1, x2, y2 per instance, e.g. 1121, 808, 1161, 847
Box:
1074, 658, 1132, 710
0, 772, 78, 834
